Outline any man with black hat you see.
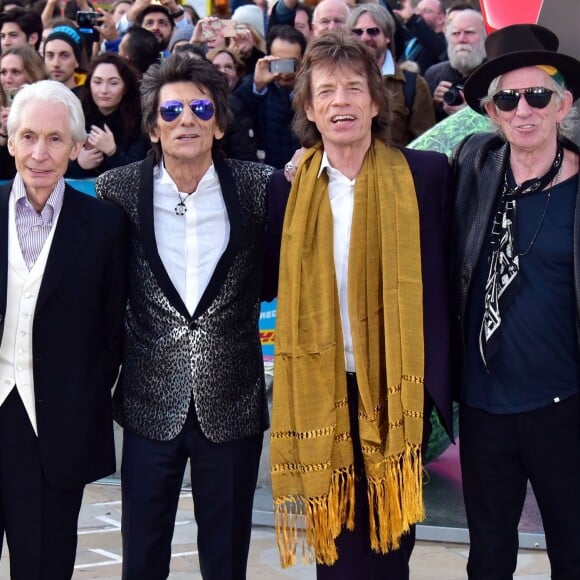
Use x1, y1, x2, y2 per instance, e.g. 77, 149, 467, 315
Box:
451, 23, 580, 579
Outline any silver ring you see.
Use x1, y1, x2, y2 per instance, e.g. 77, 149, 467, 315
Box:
284, 161, 294, 173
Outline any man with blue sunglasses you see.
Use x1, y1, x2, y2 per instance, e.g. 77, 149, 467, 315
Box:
96, 54, 276, 580
452, 24, 580, 579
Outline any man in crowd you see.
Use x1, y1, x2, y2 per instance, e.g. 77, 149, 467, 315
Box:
0, 7, 42, 52
425, 8, 486, 120
235, 24, 305, 168
0, 79, 127, 578
347, 3, 435, 146
43, 25, 84, 92
394, 0, 447, 73
311, 0, 349, 38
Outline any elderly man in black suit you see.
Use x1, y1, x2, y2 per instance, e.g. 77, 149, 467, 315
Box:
96, 54, 275, 580
0, 80, 127, 579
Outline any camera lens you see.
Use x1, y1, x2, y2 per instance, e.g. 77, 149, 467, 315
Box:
443, 85, 464, 106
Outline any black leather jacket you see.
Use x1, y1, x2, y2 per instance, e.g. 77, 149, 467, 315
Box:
450, 132, 580, 395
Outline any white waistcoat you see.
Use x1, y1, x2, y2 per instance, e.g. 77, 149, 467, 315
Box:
0, 192, 61, 435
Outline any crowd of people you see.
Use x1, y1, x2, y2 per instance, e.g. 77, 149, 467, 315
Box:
0, 0, 579, 579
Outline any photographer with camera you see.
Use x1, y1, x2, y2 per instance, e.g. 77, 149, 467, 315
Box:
234, 24, 305, 168
425, 9, 486, 121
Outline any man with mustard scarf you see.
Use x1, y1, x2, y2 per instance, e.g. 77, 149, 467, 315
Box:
268, 31, 454, 579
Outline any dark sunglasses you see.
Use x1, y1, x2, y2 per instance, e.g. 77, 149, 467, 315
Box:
352, 27, 382, 37
158, 99, 215, 122
492, 87, 555, 112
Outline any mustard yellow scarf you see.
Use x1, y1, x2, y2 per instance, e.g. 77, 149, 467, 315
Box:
270, 139, 425, 567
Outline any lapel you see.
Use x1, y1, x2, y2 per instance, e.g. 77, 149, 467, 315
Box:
137, 155, 242, 321
36, 185, 89, 313
0, 182, 11, 330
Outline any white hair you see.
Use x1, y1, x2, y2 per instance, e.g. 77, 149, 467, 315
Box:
7, 80, 86, 144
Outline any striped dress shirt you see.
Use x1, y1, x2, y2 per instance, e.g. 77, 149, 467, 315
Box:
13, 175, 65, 270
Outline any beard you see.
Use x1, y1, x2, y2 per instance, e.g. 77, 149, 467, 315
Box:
449, 41, 486, 75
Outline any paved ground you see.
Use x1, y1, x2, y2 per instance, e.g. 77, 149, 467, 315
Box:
0, 482, 552, 579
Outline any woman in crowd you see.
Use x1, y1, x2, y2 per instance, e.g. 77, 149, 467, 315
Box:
0, 44, 48, 179
67, 52, 149, 178
207, 46, 257, 161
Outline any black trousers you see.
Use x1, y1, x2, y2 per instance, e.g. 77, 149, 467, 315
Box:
460, 396, 580, 580
120, 404, 263, 580
316, 373, 429, 580
0, 388, 84, 580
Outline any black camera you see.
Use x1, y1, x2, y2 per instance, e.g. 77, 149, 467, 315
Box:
443, 84, 464, 106
76, 11, 101, 29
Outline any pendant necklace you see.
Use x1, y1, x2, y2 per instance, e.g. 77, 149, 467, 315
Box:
175, 192, 188, 216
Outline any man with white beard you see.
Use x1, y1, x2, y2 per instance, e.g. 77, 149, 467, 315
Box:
425, 9, 486, 120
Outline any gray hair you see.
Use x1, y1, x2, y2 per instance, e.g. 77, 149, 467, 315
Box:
7, 80, 86, 144
481, 73, 579, 140
347, 3, 395, 43
444, 9, 485, 44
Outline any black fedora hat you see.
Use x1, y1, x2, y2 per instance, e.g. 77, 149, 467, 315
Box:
464, 23, 580, 113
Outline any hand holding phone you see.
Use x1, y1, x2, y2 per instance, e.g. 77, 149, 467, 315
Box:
268, 59, 297, 74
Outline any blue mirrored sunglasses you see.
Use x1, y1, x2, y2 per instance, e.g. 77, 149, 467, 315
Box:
158, 99, 215, 122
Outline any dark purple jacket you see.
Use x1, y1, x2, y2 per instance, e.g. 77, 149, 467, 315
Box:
264, 147, 454, 439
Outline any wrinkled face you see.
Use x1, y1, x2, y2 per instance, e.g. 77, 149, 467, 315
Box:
0, 23, 30, 50
305, 63, 378, 154
312, 0, 349, 37
269, 38, 302, 90
212, 51, 238, 91
149, 81, 224, 170
294, 9, 312, 43
90, 63, 126, 115
447, 12, 486, 73
0, 54, 28, 90
484, 66, 573, 156
142, 11, 172, 49
44, 39, 78, 88
352, 13, 389, 64
8, 101, 82, 199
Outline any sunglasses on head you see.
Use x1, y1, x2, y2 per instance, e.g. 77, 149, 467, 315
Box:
492, 87, 555, 112
352, 27, 382, 37
158, 99, 215, 122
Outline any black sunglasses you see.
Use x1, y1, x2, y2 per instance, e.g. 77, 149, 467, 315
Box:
352, 27, 382, 37
492, 87, 555, 112
158, 99, 215, 122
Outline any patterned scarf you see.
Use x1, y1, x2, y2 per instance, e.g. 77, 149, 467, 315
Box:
480, 143, 563, 365
270, 140, 425, 567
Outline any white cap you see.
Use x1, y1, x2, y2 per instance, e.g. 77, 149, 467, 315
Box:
232, 4, 265, 39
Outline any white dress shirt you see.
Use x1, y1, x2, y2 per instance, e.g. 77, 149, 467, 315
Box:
319, 153, 356, 372
153, 161, 229, 316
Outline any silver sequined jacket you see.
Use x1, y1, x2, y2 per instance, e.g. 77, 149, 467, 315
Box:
95, 155, 274, 442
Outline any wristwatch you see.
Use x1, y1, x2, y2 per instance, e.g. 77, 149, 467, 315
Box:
170, 6, 184, 17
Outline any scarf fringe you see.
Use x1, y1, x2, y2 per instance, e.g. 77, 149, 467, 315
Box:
274, 445, 425, 568
274, 467, 355, 568
368, 444, 425, 553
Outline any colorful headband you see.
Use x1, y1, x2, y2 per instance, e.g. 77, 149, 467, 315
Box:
536, 65, 566, 88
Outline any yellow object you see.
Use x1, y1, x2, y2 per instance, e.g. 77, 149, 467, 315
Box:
270, 140, 425, 567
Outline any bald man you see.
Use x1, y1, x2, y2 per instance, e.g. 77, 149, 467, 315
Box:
311, 0, 349, 37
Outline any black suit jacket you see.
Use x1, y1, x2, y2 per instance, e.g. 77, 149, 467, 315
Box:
0, 182, 128, 490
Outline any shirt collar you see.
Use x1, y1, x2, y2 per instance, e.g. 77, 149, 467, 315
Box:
14, 173, 66, 221
155, 158, 218, 193
318, 151, 356, 185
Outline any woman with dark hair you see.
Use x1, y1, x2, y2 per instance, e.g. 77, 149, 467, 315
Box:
207, 46, 258, 161
68, 52, 149, 177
